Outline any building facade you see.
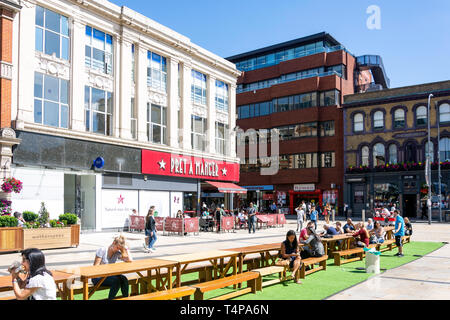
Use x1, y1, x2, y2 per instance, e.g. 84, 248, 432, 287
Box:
6, 0, 241, 231
343, 80, 450, 219
227, 33, 389, 214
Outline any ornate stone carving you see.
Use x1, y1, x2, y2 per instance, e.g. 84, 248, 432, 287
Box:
35, 53, 70, 79
148, 89, 167, 106
86, 70, 114, 91
0, 128, 16, 139
192, 104, 207, 118
216, 111, 229, 124
0, 61, 13, 80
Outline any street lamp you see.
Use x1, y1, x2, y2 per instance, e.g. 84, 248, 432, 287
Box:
426, 94, 433, 225
436, 101, 443, 222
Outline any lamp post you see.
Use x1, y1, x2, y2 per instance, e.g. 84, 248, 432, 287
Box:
436, 101, 443, 222
426, 94, 433, 225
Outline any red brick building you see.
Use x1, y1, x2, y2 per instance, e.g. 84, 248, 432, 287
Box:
227, 32, 389, 214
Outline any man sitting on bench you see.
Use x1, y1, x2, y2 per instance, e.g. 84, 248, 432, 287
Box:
350, 223, 370, 248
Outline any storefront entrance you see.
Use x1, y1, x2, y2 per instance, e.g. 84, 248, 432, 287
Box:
64, 174, 96, 231
289, 190, 322, 214
403, 194, 417, 218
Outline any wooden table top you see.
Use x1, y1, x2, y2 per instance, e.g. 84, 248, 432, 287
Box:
224, 243, 281, 254
320, 234, 354, 242
163, 250, 239, 264
0, 270, 75, 291
60, 259, 178, 280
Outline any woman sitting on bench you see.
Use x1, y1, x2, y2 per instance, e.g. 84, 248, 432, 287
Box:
278, 230, 303, 285
369, 221, 385, 244
299, 227, 325, 259
92, 235, 133, 299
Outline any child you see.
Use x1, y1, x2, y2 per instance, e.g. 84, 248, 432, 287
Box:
404, 217, 413, 236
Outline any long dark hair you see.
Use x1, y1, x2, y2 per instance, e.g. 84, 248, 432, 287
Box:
307, 226, 321, 242
285, 230, 298, 251
21, 248, 52, 278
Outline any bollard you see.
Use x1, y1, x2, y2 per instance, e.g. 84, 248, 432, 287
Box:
332, 209, 335, 222
362, 209, 365, 223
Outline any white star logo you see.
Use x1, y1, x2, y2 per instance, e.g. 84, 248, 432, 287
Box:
158, 159, 166, 170
221, 167, 227, 176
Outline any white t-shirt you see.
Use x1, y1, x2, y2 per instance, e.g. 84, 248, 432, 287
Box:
296, 208, 305, 222
26, 273, 57, 300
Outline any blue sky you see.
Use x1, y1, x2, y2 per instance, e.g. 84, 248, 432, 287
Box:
110, 0, 450, 88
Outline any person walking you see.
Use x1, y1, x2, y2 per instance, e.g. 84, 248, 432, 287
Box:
92, 235, 132, 299
309, 205, 318, 230
323, 203, 331, 224
143, 206, 157, 253
295, 204, 305, 232
393, 210, 405, 257
248, 202, 257, 234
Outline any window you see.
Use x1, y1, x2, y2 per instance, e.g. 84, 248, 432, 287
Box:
373, 111, 384, 129
439, 103, 450, 123
215, 122, 228, 155
191, 115, 207, 151
85, 86, 113, 135
440, 138, 450, 161
298, 122, 317, 137
425, 141, 434, 163
130, 98, 137, 139
34, 72, 69, 128
405, 142, 417, 163
319, 121, 335, 136
320, 152, 335, 168
85, 26, 113, 74
416, 106, 427, 126
394, 109, 405, 128
215, 80, 229, 112
373, 143, 385, 166
361, 146, 369, 166
147, 103, 167, 144
131, 44, 135, 83
147, 51, 167, 92
388, 144, 398, 164
320, 90, 340, 106
35, 6, 69, 60
354, 113, 364, 132
191, 70, 207, 105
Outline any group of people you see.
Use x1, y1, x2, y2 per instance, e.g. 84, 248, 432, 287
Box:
295, 200, 334, 232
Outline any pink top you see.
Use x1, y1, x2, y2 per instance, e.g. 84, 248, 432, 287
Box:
300, 228, 309, 241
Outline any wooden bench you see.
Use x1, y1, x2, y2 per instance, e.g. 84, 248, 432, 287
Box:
333, 248, 364, 266
0, 295, 16, 300
403, 235, 411, 244
191, 272, 260, 300
376, 239, 395, 253
251, 266, 287, 291
67, 274, 141, 298
300, 255, 328, 278
118, 286, 196, 300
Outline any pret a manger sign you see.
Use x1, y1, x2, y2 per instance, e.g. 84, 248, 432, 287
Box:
142, 150, 239, 182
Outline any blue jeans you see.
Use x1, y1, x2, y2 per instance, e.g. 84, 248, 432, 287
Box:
248, 216, 256, 233
92, 275, 129, 299
146, 229, 157, 249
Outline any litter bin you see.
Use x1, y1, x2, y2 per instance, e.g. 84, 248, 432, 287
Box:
364, 247, 381, 274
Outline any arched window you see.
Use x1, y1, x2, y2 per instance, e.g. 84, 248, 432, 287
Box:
425, 141, 434, 163
416, 106, 427, 126
361, 146, 369, 166
388, 144, 398, 164
373, 111, 384, 129
439, 138, 450, 161
373, 143, 385, 166
405, 142, 417, 163
393, 109, 405, 128
439, 103, 450, 123
354, 113, 364, 132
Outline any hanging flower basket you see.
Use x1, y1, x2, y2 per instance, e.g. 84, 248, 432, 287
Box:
1, 177, 23, 194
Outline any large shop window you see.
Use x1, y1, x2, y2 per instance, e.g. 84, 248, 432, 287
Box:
35, 6, 69, 60
85, 86, 113, 136
147, 103, 167, 145
191, 115, 207, 151
147, 51, 167, 92
215, 80, 229, 112
191, 70, 207, 105
85, 26, 113, 75
34, 72, 69, 128
374, 183, 399, 209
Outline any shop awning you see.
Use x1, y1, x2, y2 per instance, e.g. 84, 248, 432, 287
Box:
205, 181, 247, 194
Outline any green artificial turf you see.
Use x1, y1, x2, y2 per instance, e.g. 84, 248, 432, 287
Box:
66, 241, 444, 300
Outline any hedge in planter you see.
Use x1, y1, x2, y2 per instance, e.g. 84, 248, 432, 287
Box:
0, 216, 18, 227
58, 213, 78, 226
23, 211, 38, 222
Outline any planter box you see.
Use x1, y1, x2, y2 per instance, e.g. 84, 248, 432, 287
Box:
0, 224, 80, 253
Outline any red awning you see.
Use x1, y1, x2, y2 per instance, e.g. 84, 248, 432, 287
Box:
205, 181, 247, 194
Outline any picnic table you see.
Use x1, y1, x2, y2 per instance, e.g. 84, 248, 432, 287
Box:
224, 243, 283, 274
60, 258, 179, 300
320, 234, 354, 256
0, 270, 76, 300
163, 250, 240, 286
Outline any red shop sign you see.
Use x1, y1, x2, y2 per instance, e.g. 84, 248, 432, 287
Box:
142, 150, 240, 182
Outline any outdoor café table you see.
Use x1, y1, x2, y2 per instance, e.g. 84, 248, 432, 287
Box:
61, 258, 179, 300
163, 250, 239, 287
384, 226, 395, 239
0, 270, 75, 300
224, 243, 284, 274
320, 234, 354, 256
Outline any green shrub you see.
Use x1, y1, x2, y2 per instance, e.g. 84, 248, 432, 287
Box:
0, 216, 18, 227
58, 213, 77, 225
49, 219, 64, 228
23, 211, 38, 222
